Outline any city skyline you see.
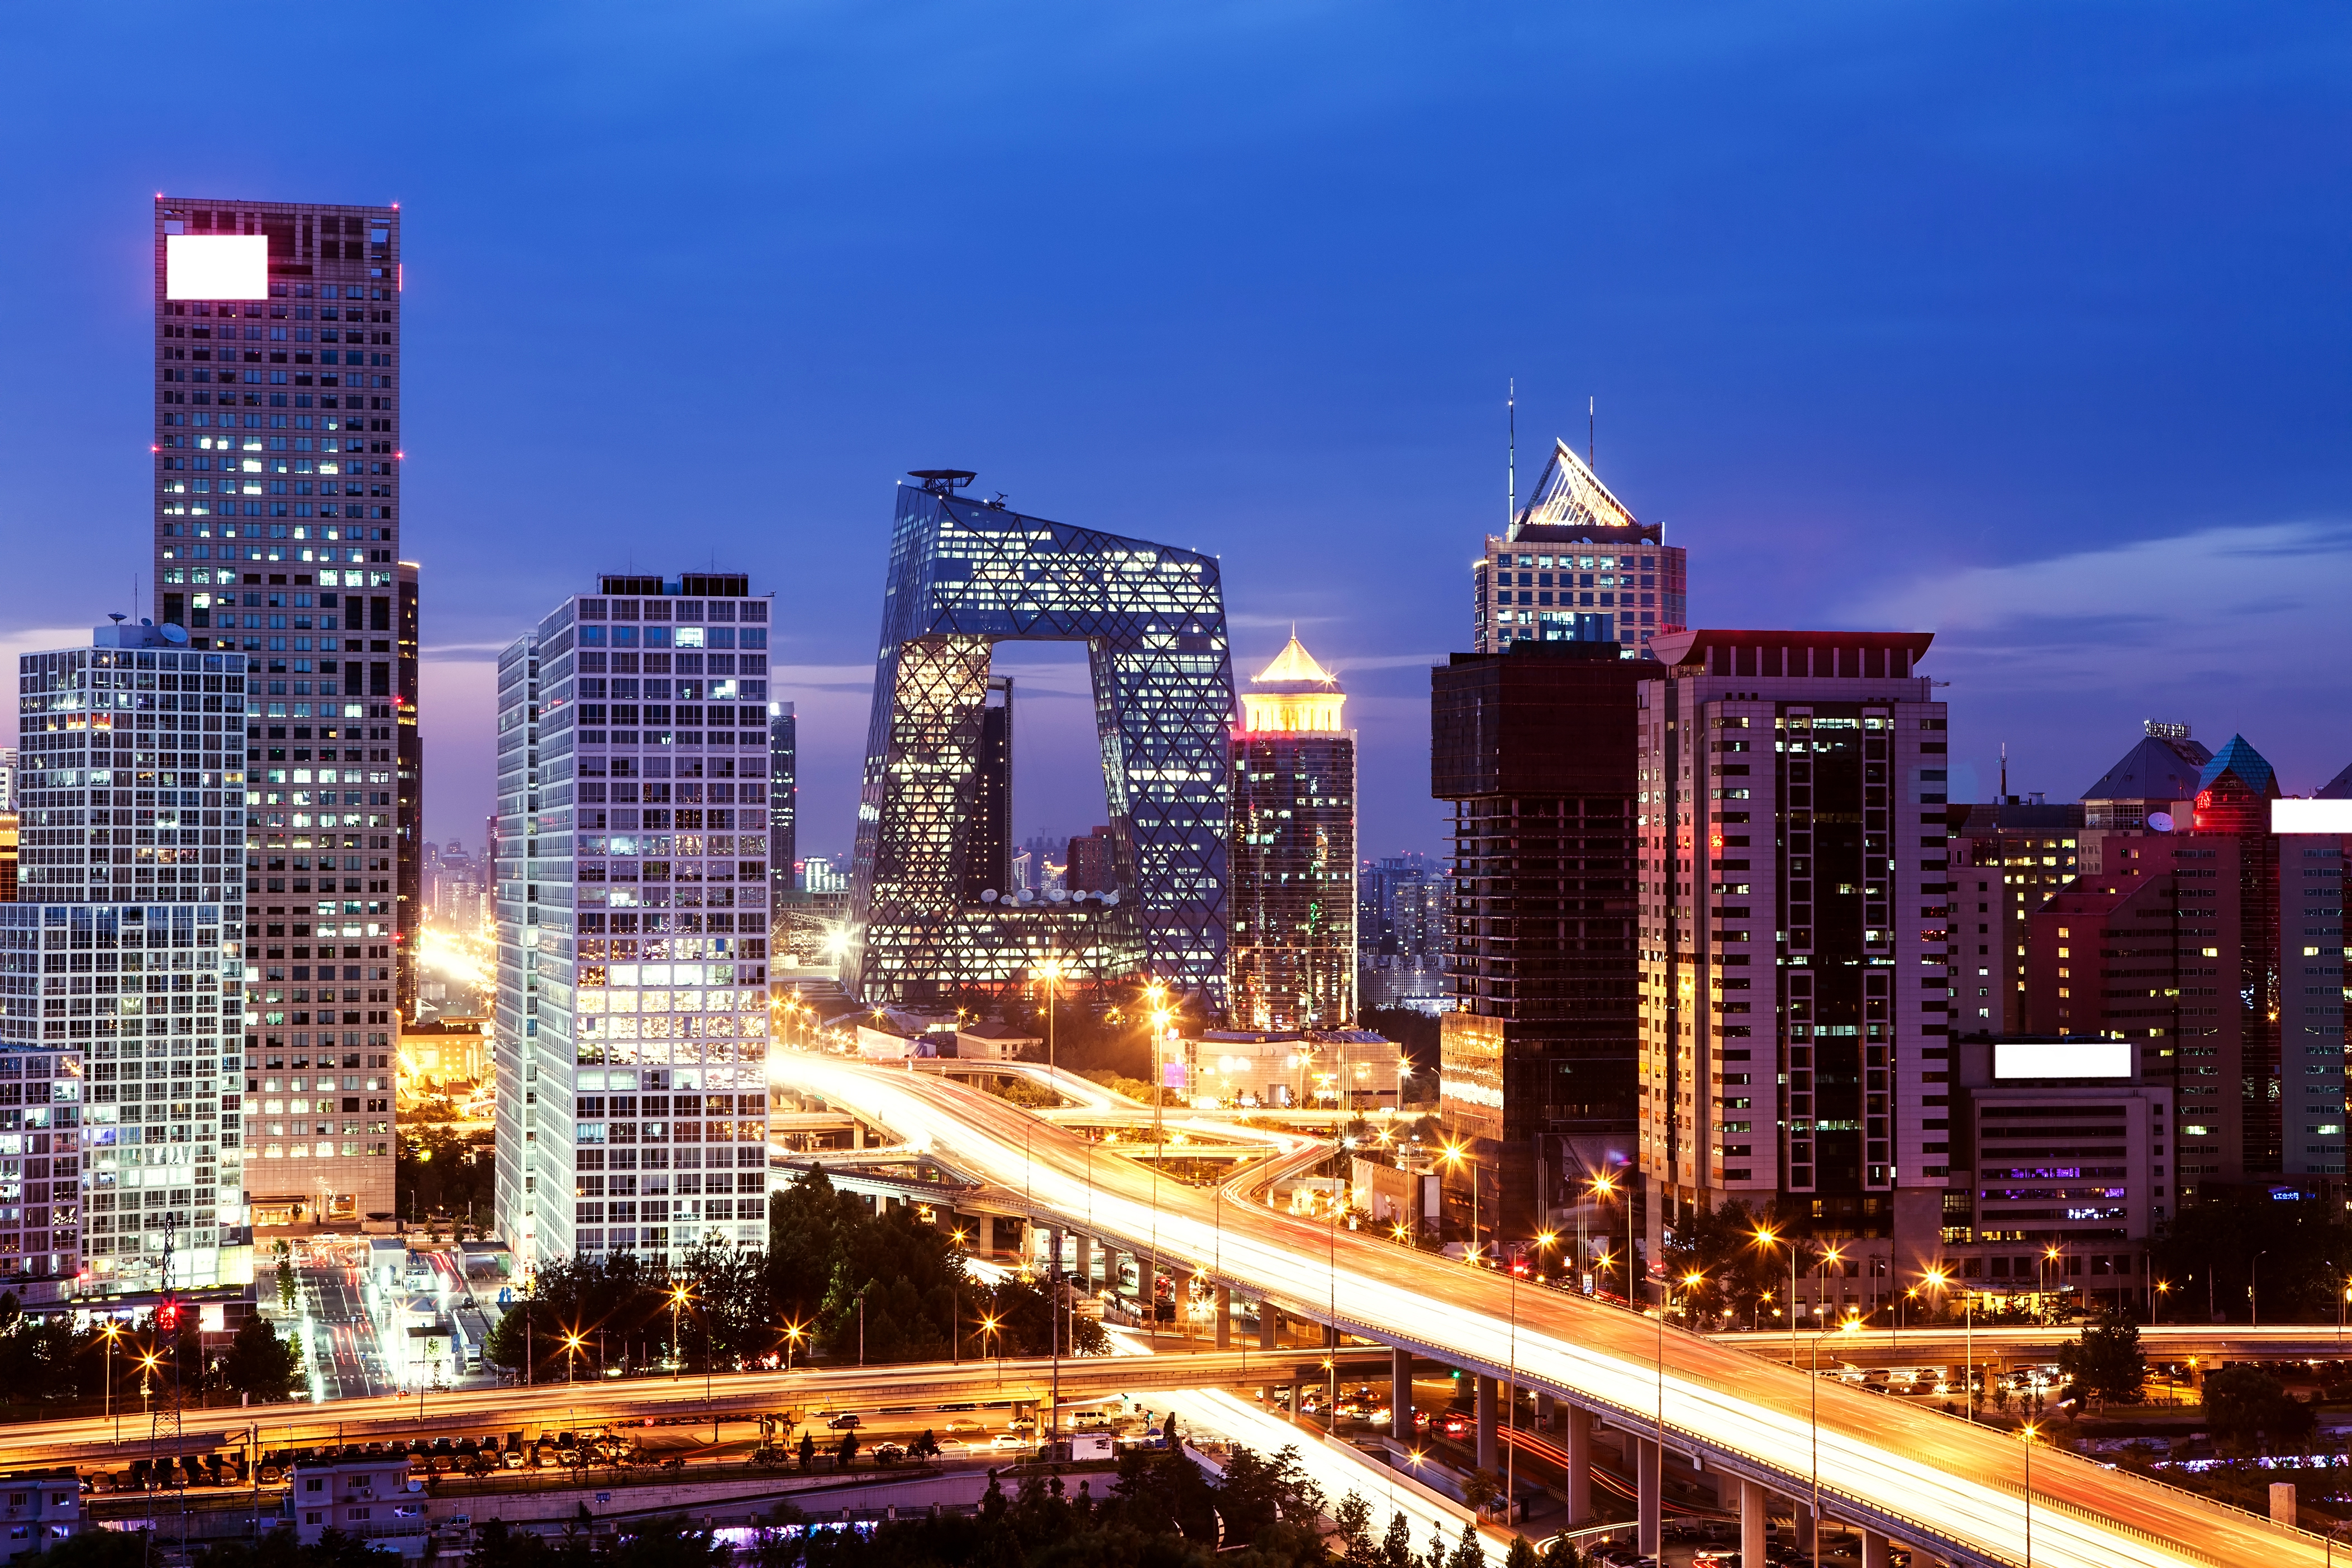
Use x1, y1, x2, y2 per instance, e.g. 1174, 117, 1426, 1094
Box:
2, 7, 2350, 865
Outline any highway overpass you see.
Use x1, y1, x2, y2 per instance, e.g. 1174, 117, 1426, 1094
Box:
1713, 1322, 2352, 1371
774, 1047, 2335, 1568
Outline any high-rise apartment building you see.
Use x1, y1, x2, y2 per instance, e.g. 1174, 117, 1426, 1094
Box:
1637, 631, 1953, 1287
6, 622, 250, 1291
1227, 636, 1356, 1030
150, 196, 412, 1236
1474, 441, 1686, 656
1432, 638, 1650, 1242
494, 574, 775, 1271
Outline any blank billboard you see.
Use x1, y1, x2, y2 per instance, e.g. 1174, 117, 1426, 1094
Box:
2273, 799, 2352, 835
1994, 1037, 2131, 1079
165, 233, 268, 301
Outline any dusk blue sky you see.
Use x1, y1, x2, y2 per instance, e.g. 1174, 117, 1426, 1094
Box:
4, 4, 2349, 856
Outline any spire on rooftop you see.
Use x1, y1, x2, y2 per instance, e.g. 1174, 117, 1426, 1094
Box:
2198, 733, 2279, 799
1254, 633, 1336, 688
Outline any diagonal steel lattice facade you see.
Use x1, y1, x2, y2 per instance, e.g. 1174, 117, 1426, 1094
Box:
846, 483, 1237, 1005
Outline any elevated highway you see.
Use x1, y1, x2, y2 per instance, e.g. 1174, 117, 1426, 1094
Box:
1714, 1322, 2352, 1370
774, 1048, 2334, 1568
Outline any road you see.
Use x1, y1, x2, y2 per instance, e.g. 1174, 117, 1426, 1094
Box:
775, 1048, 2329, 1568
1713, 1322, 2352, 1370
0, 1346, 1354, 1467
293, 1253, 394, 1402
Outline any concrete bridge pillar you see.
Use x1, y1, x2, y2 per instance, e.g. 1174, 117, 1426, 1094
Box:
1392, 1347, 1414, 1444
1636, 1436, 1662, 1561
1790, 1499, 1815, 1555
1074, 1233, 1093, 1289
1563, 1405, 1592, 1524
1739, 1479, 1768, 1568
1535, 1390, 1556, 1429
1216, 1285, 1232, 1350
1259, 1304, 1280, 1350
1860, 1528, 1890, 1568
1475, 1374, 1498, 1471
1140, 1255, 1158, 1330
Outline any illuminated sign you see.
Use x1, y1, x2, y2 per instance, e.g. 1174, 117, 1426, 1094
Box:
2273, 799, 2352, 835
1993, 1038, 2131, 1080
165, 233, 268, 300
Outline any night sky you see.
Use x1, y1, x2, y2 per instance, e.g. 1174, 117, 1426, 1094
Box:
4, 4, 2348, 856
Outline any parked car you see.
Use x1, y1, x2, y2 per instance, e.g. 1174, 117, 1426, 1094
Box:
825, 1413, 862, 1431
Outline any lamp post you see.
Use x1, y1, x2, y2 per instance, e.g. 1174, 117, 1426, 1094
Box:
2253, 1249, 2269, 1328
1925, 1266, 1974, 1421
1582, 1173, 1617, 1295
1753, 1224, 1799, 1366
2019, 1420, 2039, 1567
99, 1321, 122, 1441
563, 1332, 583, 1386
669, 1284, 691, 1381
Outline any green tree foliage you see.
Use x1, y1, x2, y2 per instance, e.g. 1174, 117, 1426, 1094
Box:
0, 1294, 102, 1407
14, 1526, 153, 1568
396, 1126, 494, 1222
2151, 1191, 2352, 1323
2205, 1363, 2316, 1450
189, 1525, 396, 1568
484, 1252, 666, 1382
468, 1517, 729, 1568
1503, 1536, 1542, 1568
219, 1316, 302, 1402
2056, 1309, 2146, 1406
969, 1271, 1110, 1358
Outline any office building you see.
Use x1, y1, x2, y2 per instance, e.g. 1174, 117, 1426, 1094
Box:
1474, 439, 1687, 656
6, 622, 249, 1291
1431, 638, 1651, 1242
1227, 636, 1356, 1030
494, 573, 775, 1270
1936, 1034, 2170, 1317
847, 473, 1236, 1005
0, 813, 16, 904
148, 195, 413, 1234
2080, 722, 2210, 831
1636, 630, 1953, 1294
768, 701, 797, 907
1359, 853, 1446, 1012
2024, 735, 2336, 1189
0, 748, 18, 812
1945, 799, 2082, 1033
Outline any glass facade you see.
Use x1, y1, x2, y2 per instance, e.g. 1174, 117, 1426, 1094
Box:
1474, 439, 1686, 655
848, 480, 1236, 1004
151, 195, 411, 1234
9, 633, 249, 1290
495, 576, 774, 1271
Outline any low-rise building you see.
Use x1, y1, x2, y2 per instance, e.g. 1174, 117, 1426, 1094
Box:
288, 1450, 425, 1553
1178, 1028, 1407, 1110
0, 1468, 78, 1563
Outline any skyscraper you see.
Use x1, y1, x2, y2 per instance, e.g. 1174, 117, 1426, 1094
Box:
1227, 636, 1356, 1030
1637, 630, 1952, 1299
151, 196, 411, 1237
847, 473, 1235, 1005
6, 622, 250, 1291
494, 574, 775, 1270
1358, 853, 1445, 1011
1474, 440, 1687, 656
1431, 638, 1650, 1243
767, 700, 797, 910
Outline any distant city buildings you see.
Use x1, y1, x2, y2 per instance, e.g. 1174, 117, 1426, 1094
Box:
493, 572, 775, 1271
1226, 636, 1356, 1030
1358, 852, 1445, 1012
1474, 440, 1686, 656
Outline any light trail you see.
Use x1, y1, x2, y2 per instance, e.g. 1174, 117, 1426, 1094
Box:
776, 1051, 2321, 1568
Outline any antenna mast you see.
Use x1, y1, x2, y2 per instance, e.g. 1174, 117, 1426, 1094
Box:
1506, 378, 1516, 529
1588, 395, 1596, 469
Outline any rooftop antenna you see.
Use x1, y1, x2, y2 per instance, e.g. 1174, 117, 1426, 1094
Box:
108, 613, 127, 625
1506, 379, 1516, 529
1588, 395, 1596, 469
2000, 742, 2009, 802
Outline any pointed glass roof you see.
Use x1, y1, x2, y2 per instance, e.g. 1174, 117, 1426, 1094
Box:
2318, 761, 2352, 800
2198, 733, 2278, 797
1512, 438, 1644, 538
1254, 633, 1337, 688
2081, 732, 2211, 802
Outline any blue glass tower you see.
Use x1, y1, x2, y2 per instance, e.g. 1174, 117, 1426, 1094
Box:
848, 474, 1236, 1005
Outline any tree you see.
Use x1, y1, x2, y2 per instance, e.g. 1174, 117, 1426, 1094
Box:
1334, 1493, 1378, 1567
908, 1429, 940, 1461
1537, 1535, 1580, 1568
2056, 1310, 2146, 1406
1380, 1511, 1418, 1568
2151, 1192, 2352, 1323
220, 1317, 302, 1403
2206, 1364, 2316, 1451
1659, 1197, 1820, 1330
1503, 1537, 1541, 1568
1460, 1468, 1500, 1515
797, 1432, 815, 1472
1445, 1522, 1486, 1568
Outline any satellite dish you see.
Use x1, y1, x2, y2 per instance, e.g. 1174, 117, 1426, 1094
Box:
980, 889, 998, 903
160, 623, 189, 645
2148, 812, 2175, 833
1102, 891, 1119, 905
1049, 888, 1068, 903
1015, 888, 1034, 903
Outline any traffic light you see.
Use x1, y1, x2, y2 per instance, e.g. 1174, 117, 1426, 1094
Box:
158, 1303, 179, 1329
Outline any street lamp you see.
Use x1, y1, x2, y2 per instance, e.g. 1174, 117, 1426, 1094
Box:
669, 1284, 692, 1381
1582, 1173, 1618, 1295
2018, 1420, 2040, 1567
98, 1321, 123, 1441
779, 1318, 807, 1375
1753, 1224, 1798, 1365
564, 1332, 584, 1385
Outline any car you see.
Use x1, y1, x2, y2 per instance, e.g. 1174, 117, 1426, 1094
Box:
1006, 1416, 1037, 1433
872, 1443, 907, 1465
988, 1434, 1031, 1450
944, 1419, 985, 1434
1439, 1414, 1469, 1438
825, 1413, 862, 1431
1692, 1552, 1743, 1568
